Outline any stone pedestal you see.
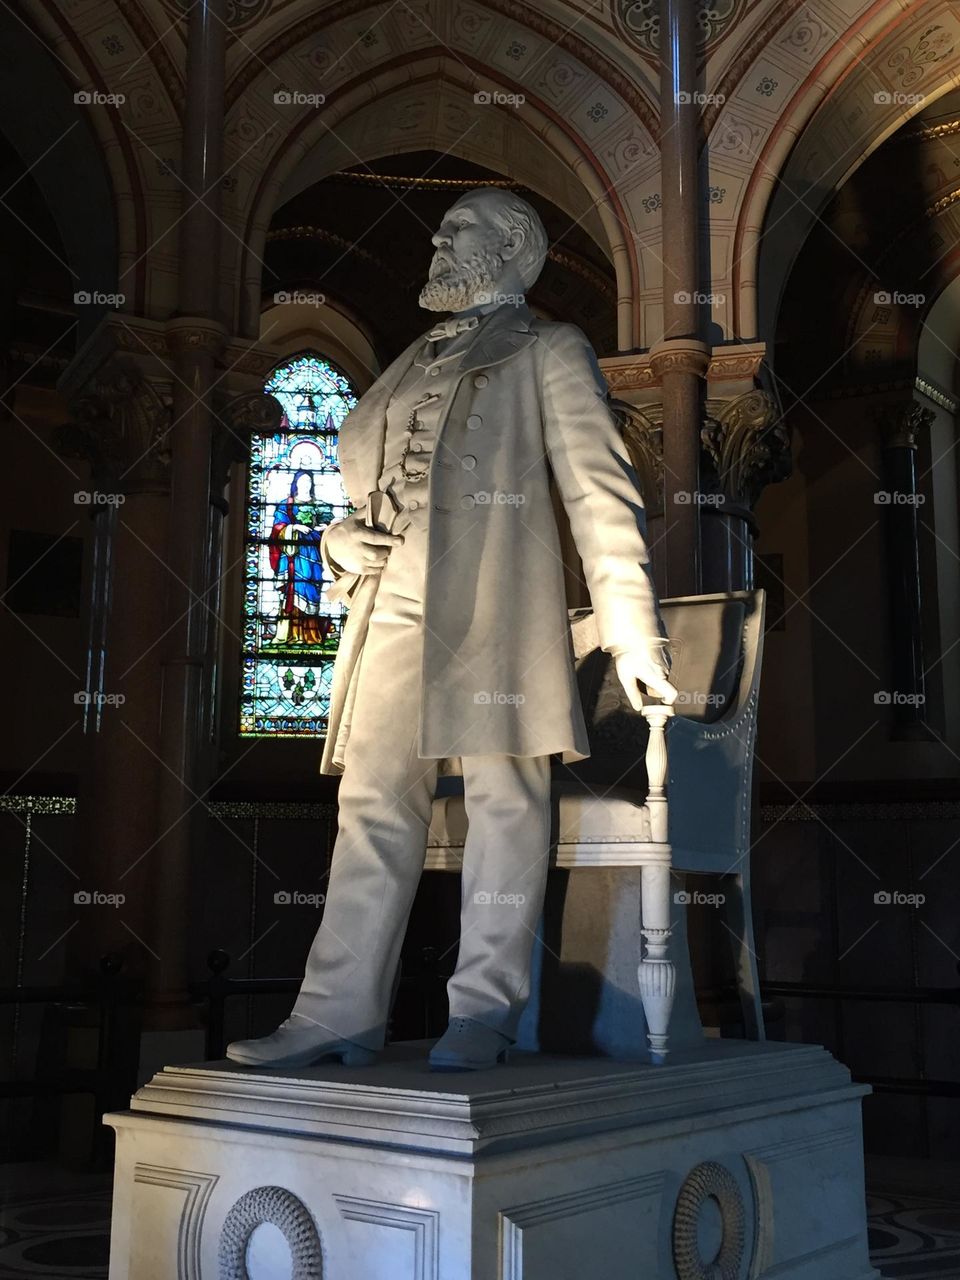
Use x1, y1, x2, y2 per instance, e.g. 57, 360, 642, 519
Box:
105, 1040, 879, 1279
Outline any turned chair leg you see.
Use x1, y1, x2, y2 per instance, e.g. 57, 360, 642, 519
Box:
639, 704, 676, 1063
639, 858, 675, 1063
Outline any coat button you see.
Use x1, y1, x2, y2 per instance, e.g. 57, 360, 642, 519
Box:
473, 373, 488, 388
411, 442, 424, 452
461, 455, 477, 470
408, 499, 421, 510
460, 495, 476, 510
466, 414, 482, 430
430, 366, 441, 376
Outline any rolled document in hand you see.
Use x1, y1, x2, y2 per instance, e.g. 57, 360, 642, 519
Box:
366, 484, 411, 536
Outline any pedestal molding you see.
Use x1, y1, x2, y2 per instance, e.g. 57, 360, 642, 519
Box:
125, 1043, 866, 1158
333, 1197, 439, 1279
106, 1045, 879, 1280
131, 1164, 218, 1280
501, 1173, 665, 1279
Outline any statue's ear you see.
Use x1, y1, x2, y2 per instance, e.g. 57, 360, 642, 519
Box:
501, 227, 524, 262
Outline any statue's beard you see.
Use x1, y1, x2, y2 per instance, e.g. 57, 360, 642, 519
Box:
419, 246, 505, 312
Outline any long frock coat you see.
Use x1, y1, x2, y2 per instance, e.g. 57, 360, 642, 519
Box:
318, 302, 663, 775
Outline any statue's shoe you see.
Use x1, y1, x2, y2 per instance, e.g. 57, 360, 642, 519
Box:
428, 1016, 511, 1072
226, 1015, 378, 1068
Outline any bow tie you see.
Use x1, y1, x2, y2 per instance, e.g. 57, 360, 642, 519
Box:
426, 314, 480, 342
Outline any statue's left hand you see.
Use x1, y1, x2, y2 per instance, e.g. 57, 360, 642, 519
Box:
614, 648, 678, 710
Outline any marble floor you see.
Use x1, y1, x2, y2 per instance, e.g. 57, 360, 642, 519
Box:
0, 1157, 957, 1278
865, 1158, 960, 1280
0, 1164, 111, 1280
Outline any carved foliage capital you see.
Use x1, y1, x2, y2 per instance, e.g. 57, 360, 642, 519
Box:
57, 360, 172, 494
611, 397, 663, 512
211, 391, 285, 496
219, 390, 284, 438
873, 399, 935, 450
701, 390, 791, 506
165, 318, 229, 357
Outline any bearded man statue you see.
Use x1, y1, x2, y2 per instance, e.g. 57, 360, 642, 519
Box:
228, 187, 676, 1072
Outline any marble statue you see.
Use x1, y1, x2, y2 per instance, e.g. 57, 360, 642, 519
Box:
227, 187, 677, 1072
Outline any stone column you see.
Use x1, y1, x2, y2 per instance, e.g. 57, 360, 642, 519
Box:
149, 0, 229, 1022
656, 0, 704, 598
648, 342, 710, 595
873, 400, 934, 741
58, 358, 173, 978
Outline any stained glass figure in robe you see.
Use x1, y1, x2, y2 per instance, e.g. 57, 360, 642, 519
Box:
240, 354, 357, 737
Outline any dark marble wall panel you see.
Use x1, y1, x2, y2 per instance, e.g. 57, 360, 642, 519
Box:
754, 810, 960, 1158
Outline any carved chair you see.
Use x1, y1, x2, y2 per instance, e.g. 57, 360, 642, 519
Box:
425, 590, 766, 1062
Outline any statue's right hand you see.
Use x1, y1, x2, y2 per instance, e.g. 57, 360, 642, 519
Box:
323, 512, 404, 576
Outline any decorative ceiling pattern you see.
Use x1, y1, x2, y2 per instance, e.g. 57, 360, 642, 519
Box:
18, 0, 960, 350
224, 0, 658, 135
611, 0, 756, 64
161, 0, 273, 31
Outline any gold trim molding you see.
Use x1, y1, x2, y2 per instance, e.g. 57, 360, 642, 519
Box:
601, 342, 766, 393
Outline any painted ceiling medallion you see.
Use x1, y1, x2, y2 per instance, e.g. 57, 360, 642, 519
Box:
165, 0, 272, 31
613, 0, 751, 62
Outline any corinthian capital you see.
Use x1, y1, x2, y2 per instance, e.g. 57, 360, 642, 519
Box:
610, 398, 663, 512
210, 390, 285, 500
701, 390, 790, 507
873, 400, 934, 450
57, 360, 171, 495
217, 390, 284, 438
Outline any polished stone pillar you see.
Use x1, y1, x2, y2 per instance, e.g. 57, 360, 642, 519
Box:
657, 0, 704, 597
58, 360, 173, 976
150, 0, 228, 1021
874, 400, 934, 741
648, 342, 710, 596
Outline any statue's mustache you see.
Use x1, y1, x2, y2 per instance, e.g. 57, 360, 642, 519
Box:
429, 252, 456, 277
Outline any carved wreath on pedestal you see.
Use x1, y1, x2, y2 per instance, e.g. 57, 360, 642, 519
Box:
219, 1185, 323, 1279
672, 1160, 746, 1280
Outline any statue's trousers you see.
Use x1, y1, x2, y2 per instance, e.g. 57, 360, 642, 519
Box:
293, 517, 552, 1046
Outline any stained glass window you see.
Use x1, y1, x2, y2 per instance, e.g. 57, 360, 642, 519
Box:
240, 353, 357, 737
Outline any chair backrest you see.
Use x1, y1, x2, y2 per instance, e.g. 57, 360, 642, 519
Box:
557, 592, 760, 792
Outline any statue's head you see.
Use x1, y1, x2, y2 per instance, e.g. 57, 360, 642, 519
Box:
419, 187, 548, 313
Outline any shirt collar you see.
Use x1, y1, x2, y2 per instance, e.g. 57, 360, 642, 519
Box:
416, 300, 503, 368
